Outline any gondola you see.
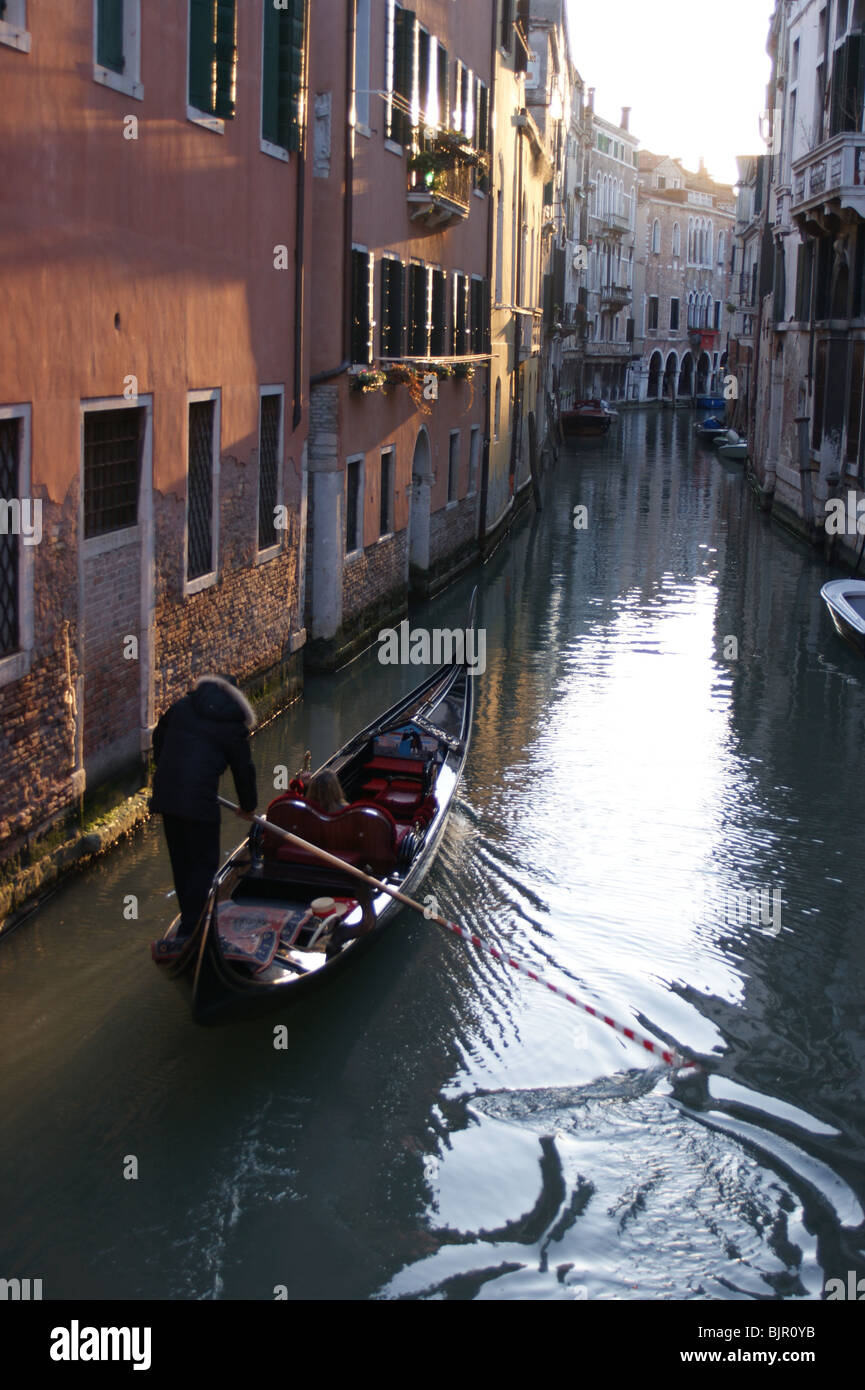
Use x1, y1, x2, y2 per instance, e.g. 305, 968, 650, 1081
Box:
152, 593, 477, 1023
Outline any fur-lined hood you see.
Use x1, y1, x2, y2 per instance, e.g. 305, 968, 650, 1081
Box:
191, 674, 257, 729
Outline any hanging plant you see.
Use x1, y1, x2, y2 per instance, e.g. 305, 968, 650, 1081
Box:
350, 369, 386, 394
407, 369, 433, 416
430, 361, 454, 380
384, 363, 414, 387
453, 361, 475, 381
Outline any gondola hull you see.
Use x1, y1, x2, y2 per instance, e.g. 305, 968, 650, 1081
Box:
154, 606, 476, 1024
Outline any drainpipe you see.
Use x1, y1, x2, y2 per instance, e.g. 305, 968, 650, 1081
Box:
478, 6, 499, 552
293, 0, 312, 428
311, 0, 356, 385
511, 113, 526, 495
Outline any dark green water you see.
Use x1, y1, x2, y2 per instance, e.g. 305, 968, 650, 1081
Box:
2, 409, 864, 1300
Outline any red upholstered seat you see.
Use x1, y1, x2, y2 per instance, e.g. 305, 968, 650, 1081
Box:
376, 787, 423, 817
263, 797, 398, 875
365, 756, 427, 778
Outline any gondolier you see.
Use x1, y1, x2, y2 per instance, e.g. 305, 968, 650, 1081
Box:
151, 674, 258, 940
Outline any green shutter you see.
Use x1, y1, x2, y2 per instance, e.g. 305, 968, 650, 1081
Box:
284, 0, 306, 151
262, 1, 280, 144
214, 0, 237, 119
393, 7, 416, 145
97, 0, 125, 74
437, 43, 448, 129
262, 1, 305, 151
189, 0, 215, 114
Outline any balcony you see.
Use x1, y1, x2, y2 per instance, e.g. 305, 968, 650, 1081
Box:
583, 340, 633, 358
516, 309, 542, 358
791, 132, 865, 222
592, 209, 632, 237
601, 282, 632, 310
407, 131, 483, 227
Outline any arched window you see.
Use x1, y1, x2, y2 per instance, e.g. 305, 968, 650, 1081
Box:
688, 218, 694, 263
706, 223, 713, 266
706, 295, 714, 328
717, 231, 725, 268
673, 222, 681, 257
652, 219, 661, 254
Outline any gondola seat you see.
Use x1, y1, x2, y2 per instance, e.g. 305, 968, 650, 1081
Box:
263, 797, 399, 876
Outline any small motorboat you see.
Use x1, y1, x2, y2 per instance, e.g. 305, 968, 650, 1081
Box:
153, 593, 477, 1023
717, 435, 748, 461
694, 415, 729, 442
821, 579, 865, 657
561, 399, 616, 438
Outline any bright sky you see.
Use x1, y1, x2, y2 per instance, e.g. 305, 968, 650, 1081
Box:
567, 0, 776, 186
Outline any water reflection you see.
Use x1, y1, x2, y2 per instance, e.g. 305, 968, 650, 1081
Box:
1, 410, 864, 1299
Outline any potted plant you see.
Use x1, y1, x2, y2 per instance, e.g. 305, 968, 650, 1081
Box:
453, 362, 475, 381
350, 369, 386, 394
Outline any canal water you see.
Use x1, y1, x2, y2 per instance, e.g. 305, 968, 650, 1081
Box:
2, 409, 864, 1301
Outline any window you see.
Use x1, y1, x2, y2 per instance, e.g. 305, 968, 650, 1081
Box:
94, 0, 142, 98
354, 0, 371, 128
386, 2, 416, 146
500, 0, 513, 52
84, 406, 144, 538
648, 296, 659, 330
381, 256, 405, 357
379, 448, 394, 537
346, 457, 363, 554
350, 248, 375, 365
0, 0, 29, 52
408, 262, 430, 356
452, 273, 469, 355
657, 176, 666, 189
672, 223, 681, 257
186, 395, 219, 584
430, 269, 447, 357
714, 301, 721, 330
257, 390, 283, 553
792, 37, 800, 82
652, 220, 661, 254
262, 0, 306, 154
447, 432, 460, 503
670, 298, 680, 331
0, 410, 31, 665
436, 39, 449, 129
189, 0, 237, 125
469, 426, 481, 495
846, 339, 864, 468
470, 277, 487, 355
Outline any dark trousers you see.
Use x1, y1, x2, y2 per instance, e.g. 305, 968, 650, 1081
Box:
162, 814, 221, 938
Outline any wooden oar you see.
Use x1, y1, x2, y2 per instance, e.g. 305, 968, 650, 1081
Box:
216, 796, 690, 1069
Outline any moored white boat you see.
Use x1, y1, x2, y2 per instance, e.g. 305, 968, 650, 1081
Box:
820, 579, 865, 657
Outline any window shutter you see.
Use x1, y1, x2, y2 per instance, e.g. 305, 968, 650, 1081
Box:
453, 60, 464, 132
476, 80, 489, 153
262, 2, 280, 144
351, 250, 373, 365
214, 0, 237, 120
367, 251, 376, 364
393, 7, 416, 145
282, 0, 306, 151
189, 0, 215, 113
430, 270, 446, 356
418, 27, 430, 125
437, 43, 449, 129
97, 0, 125, 74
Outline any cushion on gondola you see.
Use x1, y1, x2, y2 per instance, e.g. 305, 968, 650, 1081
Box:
263, 797, 398, 875
365, 756, 428, 778
376, 787, 423, 817
215, 904, 284, 972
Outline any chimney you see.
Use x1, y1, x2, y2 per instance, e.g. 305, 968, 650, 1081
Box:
621, 106, 631, 132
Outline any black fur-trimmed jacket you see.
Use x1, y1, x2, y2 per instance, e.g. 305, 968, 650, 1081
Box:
150, 676, 258, 823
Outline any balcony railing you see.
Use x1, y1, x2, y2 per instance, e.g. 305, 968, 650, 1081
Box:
791, 131, 865, 219
592, 209, 632, 236
407, 130, 483, 226
583, 340, 633, 357
601, 282, 632, 309
516, 310, 542, 358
